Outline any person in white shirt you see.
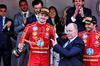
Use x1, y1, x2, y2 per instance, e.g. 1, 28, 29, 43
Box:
51, 23, 85, 66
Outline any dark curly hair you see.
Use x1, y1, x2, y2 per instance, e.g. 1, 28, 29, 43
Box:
32, 0, 43, 8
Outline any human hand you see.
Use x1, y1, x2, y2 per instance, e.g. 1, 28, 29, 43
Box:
73, 6, 79, 18
50, 38, 57, 47
3, 23, 7, 29
7, 21, 12, 28
23, 17, 27, 25
80, 7, 84, 17
18, 43, 25, 50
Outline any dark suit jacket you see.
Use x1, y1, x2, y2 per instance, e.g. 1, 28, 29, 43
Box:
53, 36, 85, 66
14, 12, 33, 46
0, 15, 2, 34
66, 7, 92, 32
0, 17, 14, 51
27, 14, 53, 25
56, 21, 65, 38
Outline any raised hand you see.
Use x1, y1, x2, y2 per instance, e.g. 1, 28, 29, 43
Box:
23, 17, 27, 25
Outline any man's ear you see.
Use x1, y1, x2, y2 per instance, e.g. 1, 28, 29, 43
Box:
82, 1, 84, 6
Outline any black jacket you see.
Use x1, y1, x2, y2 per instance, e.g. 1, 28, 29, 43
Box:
54, 36, 85, 66
66, 7, 92, 32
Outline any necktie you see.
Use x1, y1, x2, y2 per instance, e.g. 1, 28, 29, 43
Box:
24, 13, 26, 17
78, 10, 81, 16
63, 40, 70, 48
0, 15, 3, 34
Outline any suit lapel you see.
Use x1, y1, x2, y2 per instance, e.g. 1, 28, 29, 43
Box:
65, 36, 79, 48
34, 15, 37, 21
5, 17, 7, 24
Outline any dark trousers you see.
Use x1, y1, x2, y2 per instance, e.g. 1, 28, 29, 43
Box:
0, 50, 11, 66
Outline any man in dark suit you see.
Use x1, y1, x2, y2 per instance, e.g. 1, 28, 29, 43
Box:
27, 0, 52, 25
51, 23, 85, 66
66, 0, 92, 32
13, 0, 33, 66
0, 15, 2, 34
0, 4, 14, 66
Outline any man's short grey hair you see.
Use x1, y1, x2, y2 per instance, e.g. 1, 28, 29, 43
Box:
68, 23, 78, 29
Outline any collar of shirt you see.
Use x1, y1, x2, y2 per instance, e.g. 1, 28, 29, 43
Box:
35, 14, 38, 20
79, 9, 81, 14
69, 35, 78, 43
22, 11, 29, 17
3, 16, 5, 24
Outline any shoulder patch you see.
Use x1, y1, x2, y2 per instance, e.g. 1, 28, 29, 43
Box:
96, 30, 100, 35
79, 31, 87, 34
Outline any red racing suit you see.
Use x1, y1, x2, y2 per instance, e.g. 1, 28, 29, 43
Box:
18, 21, 55, 66
78, 30, 100, 66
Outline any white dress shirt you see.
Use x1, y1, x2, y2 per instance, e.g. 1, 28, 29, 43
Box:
63, 35, 78, 48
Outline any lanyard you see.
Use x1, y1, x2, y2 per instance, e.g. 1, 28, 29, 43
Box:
3, 17, 6, 26
53, 21, 56, 28
21, 12, 30, 18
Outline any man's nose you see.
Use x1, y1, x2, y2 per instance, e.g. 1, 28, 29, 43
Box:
37, 9, 40, 12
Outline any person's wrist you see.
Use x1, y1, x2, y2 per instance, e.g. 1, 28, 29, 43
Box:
73, 14, 76, 18
23, 22, 25, 25
53, 43, 57, 47
81, 14, 84, 17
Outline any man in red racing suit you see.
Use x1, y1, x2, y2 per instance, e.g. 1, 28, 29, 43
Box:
78, 15, 100, 66
18, 7, 55, 66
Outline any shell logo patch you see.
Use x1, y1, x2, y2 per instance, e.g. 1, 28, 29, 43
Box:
96, 35, 99, 39
33, 32, 37, 36
82, 34, 87, 39
46, 28, 49, 31
83, 40, 87, 43
86, 48, 94, 55
33, 26, 38, 31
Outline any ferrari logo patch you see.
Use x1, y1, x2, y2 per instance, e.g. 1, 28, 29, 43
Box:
46, 28, 49, 31
96, 35, 99, 39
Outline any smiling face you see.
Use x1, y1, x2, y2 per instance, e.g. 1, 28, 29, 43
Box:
66, 23, 78, 40
85, 23, 96, 32
38, 13, 49, 24
49, 8, 56, 19
0, 8, 6, 17
33, 3, 42, 15
73, 0, 84, 9
19, 1, 28, 12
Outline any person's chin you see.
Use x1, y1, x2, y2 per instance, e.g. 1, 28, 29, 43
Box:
40, 21, 46, 24
86, 28, 90, 31
86, 29, 90, 32
68, 37, 71, 39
